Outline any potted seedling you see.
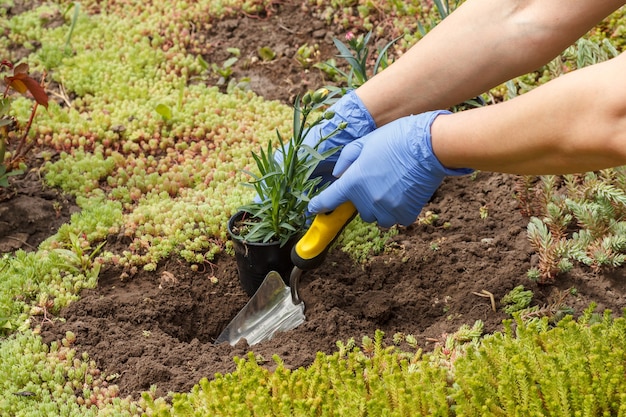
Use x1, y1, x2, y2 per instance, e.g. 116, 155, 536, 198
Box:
228, 87, 346, 296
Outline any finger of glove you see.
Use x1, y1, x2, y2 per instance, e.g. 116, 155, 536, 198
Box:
354, 174, 421, 228
310, 152, 400, 227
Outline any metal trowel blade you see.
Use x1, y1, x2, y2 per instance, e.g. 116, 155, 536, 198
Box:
215, 271, 305, 346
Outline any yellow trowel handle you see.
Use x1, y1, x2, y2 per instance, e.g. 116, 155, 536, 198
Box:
291, 201, 357, 271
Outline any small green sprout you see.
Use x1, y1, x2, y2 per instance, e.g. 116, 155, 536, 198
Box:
258, 46, 276, 61
295, 43, 318, 68
501, 285, 533, 315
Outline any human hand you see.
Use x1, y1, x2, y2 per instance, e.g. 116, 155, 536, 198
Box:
275, 90, 376, 185
308, 111, 473, 228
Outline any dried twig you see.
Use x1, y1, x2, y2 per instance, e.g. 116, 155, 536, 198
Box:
472, 290, 496, 312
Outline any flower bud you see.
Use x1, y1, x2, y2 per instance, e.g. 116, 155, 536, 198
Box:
323, 110, 335, 120
337, 121, 348, 130
355, 36, 365, 51
301, 92, 312, 105
311, 88, 329, 104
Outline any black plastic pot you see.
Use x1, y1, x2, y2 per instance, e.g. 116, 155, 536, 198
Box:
228, 211, 301, 297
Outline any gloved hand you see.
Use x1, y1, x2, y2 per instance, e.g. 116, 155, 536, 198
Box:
276, 90, 377, 185
308, 110, 473, 228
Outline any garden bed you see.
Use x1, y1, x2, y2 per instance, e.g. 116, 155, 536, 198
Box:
39, 170, 626, 398
3, 0, 626, 407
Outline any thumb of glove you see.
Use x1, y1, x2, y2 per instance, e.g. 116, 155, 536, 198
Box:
332, 137, 366, 178
308, 179, 348, 215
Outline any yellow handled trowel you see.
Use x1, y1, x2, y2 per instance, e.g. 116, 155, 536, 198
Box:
215, 201, 357, 346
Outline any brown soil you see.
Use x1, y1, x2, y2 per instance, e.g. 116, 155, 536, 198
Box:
0, 168, 78, 252
3, 1, 623, 400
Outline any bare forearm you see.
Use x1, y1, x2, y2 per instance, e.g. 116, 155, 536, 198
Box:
431, 53, 626, 175
356, 0, 624, 127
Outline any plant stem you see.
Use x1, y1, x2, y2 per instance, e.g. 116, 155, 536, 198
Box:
12, 101, 38, 165
0, 131, 5, 166
12, 71, 45, 166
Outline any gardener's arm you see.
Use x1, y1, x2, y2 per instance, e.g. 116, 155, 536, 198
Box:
432, 52, 626, 175
357, 0, 625, 127
308, 52, 626, 227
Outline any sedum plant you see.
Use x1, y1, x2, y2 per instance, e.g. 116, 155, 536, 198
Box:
156, 330, 452, 416
237, 87, 346, 246
140, 311, 626, 416
520, 171, 626, 282
453, 307, 626, 416
500, 285, 533, 315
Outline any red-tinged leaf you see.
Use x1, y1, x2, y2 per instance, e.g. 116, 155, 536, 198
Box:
13, 62, 29, 74
21, 77, 48, 108
5, 75, 27, 94
0, 60, 13, 70
5, 73, 48, 108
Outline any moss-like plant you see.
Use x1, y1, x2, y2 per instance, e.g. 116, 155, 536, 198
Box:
337, 216, 398, 263
500, 285, 533, 315
0, 330, 142, 415
136, 309, 626, 415
452, 306, 626, 416
236, 88, 346, 246
163, 330, 452, 416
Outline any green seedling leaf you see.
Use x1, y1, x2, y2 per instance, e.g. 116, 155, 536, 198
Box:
258, 46, 276, 61
373, 36, 401, 75
223, 56, 238, 68
197, 55, 209, 71
0, 165, 23, 187
0, 98, 10, 116
333, 38, 360, 74
63, 2, 80, 49
155, 103, 173, 121
433, 0, 451, 19
241, 169, 261, 182
226, 47, 240, 57
313, 59, 345, 81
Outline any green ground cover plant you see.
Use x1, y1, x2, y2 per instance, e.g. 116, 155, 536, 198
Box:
452, 307, 626, 416
133, 311, 626, 416
1, 0, 626, 415
518, 169, 626, 283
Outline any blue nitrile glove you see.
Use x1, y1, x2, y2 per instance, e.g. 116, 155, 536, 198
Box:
308, 110, 473, 228
276, 90, 377, 185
